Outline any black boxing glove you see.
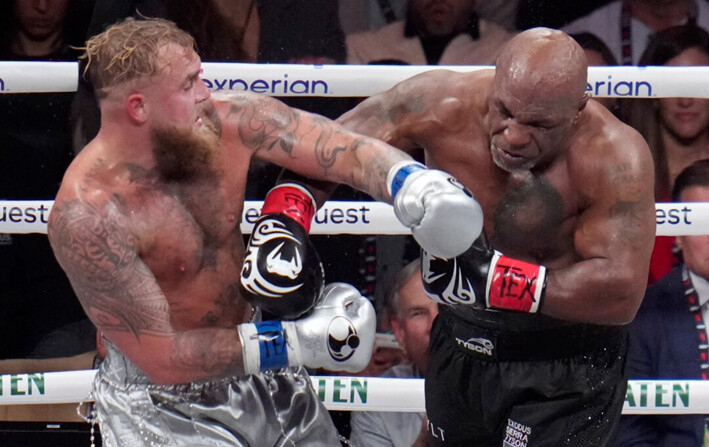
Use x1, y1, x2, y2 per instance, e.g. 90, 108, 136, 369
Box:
421, 231, 547, 313
241, 183, 324, 319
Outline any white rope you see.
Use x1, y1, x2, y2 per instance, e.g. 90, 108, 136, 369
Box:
0, 62, 707, 98
1, 200, 706, 236
0, 370, 702, 415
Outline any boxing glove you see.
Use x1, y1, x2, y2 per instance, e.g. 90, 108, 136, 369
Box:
421, 231, 547, 313
388, 161, 484, 259
238, 282, 376, 374
241, 183, 324, 319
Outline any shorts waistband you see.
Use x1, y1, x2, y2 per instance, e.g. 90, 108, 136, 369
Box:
439, 307, 627, 362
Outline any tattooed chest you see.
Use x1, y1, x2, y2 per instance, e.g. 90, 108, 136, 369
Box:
125, 186, 243, 280
129, 197, 246, 329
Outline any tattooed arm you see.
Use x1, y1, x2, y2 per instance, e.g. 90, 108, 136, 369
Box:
47, 196, 244, 384
212, 91, 414, 203
541, 129, 656, 325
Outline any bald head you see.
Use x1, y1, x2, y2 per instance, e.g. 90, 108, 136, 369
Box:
495, 28, 588, 111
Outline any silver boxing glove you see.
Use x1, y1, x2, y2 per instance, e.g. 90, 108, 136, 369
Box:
387, 161, 484, 259
238, 282, 376, 374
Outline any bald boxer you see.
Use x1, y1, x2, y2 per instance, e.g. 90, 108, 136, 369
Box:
337, 27, 656, 446
46, 17, 481, 447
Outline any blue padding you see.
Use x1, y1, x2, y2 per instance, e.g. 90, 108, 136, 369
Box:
255, 321, 289, 371
391, 164, 425, 198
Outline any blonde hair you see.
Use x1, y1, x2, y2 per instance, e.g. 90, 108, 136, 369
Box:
83, 17, 196, 98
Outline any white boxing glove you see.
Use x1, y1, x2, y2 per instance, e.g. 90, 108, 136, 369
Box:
238, 282, 376, 375
388, 161, 484, 259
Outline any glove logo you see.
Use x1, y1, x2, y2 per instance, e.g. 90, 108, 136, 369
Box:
446, 177, 474, 198
266, 242, 302, 279
421, 251, 476, 305
242, 218, 304, 298
327, 316, 360, 362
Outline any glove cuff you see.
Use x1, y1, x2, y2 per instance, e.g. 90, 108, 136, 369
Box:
238, 321, 299, 374
386, 161, 426, 198
486, 251, 547, 313
262, 183, 317, 232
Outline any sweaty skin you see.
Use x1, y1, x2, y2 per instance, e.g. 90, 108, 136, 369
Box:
338, 28, 656, 325
48, 43, 411, 385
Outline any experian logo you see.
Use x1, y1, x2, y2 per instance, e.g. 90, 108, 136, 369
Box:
456, 337, 494, 356
586, 76, 652, 98
203, 75, 329, 95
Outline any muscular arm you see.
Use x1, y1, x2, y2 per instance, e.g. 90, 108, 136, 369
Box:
542, 133, 656, 325
260, 70, 465, 205
214, 91, 413, 203
47, 198, 245, 384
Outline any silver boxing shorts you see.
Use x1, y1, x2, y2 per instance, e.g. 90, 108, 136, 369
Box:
92, 343, 341, 446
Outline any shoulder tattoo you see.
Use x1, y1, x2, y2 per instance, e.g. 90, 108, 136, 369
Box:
49, 200, 172, 337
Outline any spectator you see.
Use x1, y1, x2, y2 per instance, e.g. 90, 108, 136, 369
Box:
0, 0, 91, 59
346, 0, 513, 65
516, 0, 613, 30
341, 0, 520, 34
349, 259, 439, 447
258, 0, 344, 64
570, 31, 622, 114
354, 304, 408, 379
0, 0, 91, 358
613, 158, 709, 447
562, 0, 709, 65
625, 24, 709, 284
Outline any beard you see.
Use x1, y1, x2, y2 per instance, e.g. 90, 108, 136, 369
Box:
151, 124, 219, 183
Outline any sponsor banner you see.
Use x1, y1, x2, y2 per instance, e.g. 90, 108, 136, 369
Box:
0, 370, 94, 405
242, 201, 407, 235
202, 63, 490, 97
2, 200, 708, 236
0, 372, 707, 415
312, 376, 425, 412
0, 62, 78, 93
2, 61, 709, 98
623, 380, 708, 415
0, 201, 54, 234
0, 200, 409, 235
655, 202, 709, 236
199, 64, 708, 99
0, 371, 426, 411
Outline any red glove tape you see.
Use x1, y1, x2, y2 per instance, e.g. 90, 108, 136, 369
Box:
486, 251, 546, 313
261, 184, 317, 232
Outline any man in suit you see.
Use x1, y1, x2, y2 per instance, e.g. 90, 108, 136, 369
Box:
614, 158, 709, 447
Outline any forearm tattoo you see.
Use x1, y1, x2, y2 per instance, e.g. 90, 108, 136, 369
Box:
225, 96, 300, 155
171, 329, 241, 375
49, 200, 172, 338
226, 95, 369, 170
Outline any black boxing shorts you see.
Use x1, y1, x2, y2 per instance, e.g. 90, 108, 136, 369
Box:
425, 306, 628, 447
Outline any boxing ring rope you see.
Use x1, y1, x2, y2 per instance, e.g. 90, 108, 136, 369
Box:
0, 370, 704, 415
1, 200, 708, 236
2, 62, 709, 416
1, 62, 709, 98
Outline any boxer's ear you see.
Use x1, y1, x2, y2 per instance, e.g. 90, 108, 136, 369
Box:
125, 93, 147, 124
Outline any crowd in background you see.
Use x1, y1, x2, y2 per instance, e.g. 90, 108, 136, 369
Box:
2, 0, 709, 445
